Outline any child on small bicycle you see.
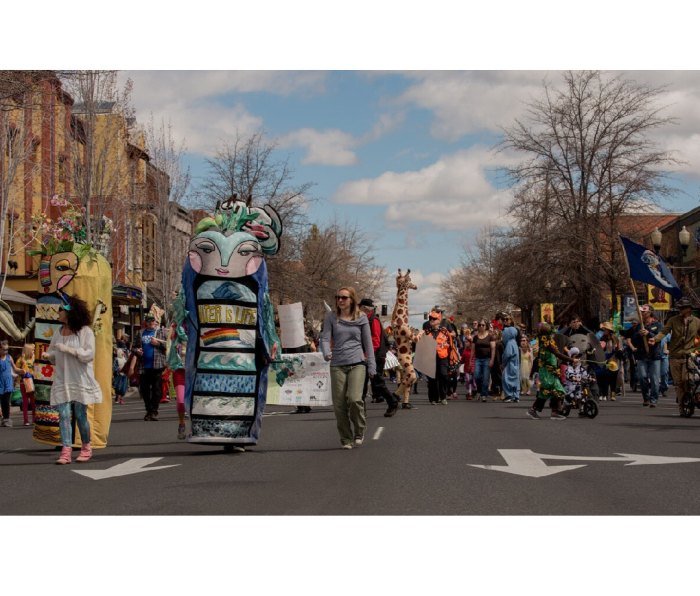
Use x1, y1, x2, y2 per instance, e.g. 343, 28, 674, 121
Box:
564, 347, 594, 416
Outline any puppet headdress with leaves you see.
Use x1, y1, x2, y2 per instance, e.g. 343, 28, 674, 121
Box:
194, 196, 283, 256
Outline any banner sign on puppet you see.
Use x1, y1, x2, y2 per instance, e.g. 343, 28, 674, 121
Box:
267, 352, 331, 407
197, 304, 257, 326
619, 235, 682, 298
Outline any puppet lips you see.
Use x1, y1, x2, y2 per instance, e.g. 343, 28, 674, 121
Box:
215, 268, 230, 276
245, 256, 263, 275
245, 223, 269, 239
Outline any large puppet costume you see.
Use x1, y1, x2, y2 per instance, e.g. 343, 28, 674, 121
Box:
176, 198, 282, 450
29, 207, 113, 448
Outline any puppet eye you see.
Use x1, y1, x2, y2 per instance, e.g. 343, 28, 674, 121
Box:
195, 241, 216, 254
55, 260, 73, 272
237, 242, 261, 257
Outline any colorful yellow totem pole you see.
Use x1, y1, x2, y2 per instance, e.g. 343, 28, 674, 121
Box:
30, 204, 113, 448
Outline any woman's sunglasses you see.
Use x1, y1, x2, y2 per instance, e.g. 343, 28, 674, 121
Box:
336, 295, 350, 300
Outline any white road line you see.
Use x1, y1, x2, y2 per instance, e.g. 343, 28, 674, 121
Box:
373, 427, 384, 441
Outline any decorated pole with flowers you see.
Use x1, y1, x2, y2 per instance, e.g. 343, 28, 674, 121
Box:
29, 197, 113, 448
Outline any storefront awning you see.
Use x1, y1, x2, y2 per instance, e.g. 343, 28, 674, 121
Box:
112, 284, 143, 305
0, 286, 37, 306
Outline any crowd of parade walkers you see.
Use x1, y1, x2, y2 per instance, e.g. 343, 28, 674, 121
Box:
366, 306, 676, 421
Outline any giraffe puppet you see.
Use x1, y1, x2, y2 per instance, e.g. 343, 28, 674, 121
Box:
391, 269, 418, 407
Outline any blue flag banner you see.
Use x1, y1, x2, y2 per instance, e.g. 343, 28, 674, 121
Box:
619, 235, 682, 299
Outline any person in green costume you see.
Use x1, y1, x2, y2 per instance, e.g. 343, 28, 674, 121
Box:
527, 323, 572, 420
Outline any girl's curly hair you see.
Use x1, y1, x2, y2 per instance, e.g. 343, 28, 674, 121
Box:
64, 296, 92, 333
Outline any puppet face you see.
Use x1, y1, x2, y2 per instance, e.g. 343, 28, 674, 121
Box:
188, 230, 264, 279
40, 251, 78, 294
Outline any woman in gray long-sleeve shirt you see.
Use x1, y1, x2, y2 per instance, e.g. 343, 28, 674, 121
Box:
320, 286, 376, 450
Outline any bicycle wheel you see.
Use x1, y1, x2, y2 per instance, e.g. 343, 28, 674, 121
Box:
679, 395, 695, 418
583, 400, 598, 419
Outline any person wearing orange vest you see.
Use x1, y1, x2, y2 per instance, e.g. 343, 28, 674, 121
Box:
417, 311, 456, 405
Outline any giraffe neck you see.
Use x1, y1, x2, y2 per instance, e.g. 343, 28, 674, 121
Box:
393, 287, 410, 336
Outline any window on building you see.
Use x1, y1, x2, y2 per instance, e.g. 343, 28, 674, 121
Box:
58, 155, 66, 182
142, 214, 156, 282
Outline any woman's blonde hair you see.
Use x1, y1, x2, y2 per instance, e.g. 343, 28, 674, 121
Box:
335, 286, 361, 320
22, 343, 35, 358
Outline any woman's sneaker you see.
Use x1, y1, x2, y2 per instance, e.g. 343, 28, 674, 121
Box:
527, 408, 540, 419
177, 424, 186, 440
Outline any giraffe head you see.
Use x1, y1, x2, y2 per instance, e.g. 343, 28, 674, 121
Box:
396, 269, 417, 292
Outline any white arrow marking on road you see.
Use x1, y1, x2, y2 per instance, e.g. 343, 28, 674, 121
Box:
72, 458, 180, 480
615, 453, 700, 466
373, 427, 384, 440
469, 449, 700, 478
470, 450, 587, 478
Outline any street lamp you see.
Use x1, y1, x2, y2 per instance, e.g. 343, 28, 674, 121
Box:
650, 226, 692, 262
679, 226, 691, 257
650, 225, 696, 300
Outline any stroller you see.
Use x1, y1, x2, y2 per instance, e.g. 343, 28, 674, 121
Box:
679, 352, 700, 417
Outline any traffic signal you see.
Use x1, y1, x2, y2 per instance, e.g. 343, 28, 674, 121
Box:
381, 304, 388, 316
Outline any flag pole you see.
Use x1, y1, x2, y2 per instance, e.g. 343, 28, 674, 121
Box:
618, 234, 649, 354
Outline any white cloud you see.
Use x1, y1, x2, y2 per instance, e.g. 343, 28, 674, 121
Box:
332, 146, 518, 230
396, 71, 700, 178
120, 71, 328, 156
152, 102, 264, 156
359, 111, 406, 143
278, 111, 404, 166
397, 71, 549, 141
278, 128, 358, 166
123, 71, 327, 110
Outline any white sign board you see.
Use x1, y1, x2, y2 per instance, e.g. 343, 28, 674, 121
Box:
267, 352, 332, 406
278, 302, 306, 349
413, 335, 437, 379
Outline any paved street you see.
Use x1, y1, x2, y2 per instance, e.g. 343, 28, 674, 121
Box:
1, 380, 699, 515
